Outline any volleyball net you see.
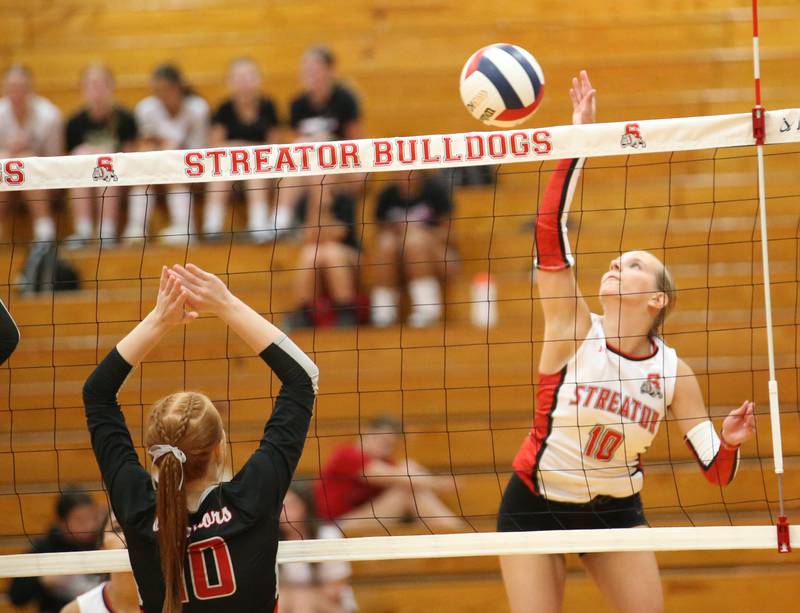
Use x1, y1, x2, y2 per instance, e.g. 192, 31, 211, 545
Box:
0, 109, 799, 577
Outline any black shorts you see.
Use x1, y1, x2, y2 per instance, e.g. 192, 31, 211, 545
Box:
497, 473, 647, 532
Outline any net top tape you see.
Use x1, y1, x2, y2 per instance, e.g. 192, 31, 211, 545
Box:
1, 109, 799, 192
0, 526, 794, 577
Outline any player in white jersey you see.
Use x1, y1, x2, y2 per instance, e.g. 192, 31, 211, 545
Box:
61, 516, 140, 613
497, 71, 756, 613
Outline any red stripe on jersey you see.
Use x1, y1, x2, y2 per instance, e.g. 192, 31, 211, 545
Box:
535, 158, 578, 270
495, 84, 545, 121
102, 584, 117, 613
512, 368, 567, 494
606, 338, 658, 361
465, 47, 489, 78
685, 438, 740, 485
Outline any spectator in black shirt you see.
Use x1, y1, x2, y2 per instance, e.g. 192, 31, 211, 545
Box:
9, 488, 105, 612
65, 64, 137, 248
83, 263, 318, 613
289, 45, 361, 142
275, 46, 364, 239
284, 190, 361, 329
370, 172, 454, 327
204, 58, 281, 243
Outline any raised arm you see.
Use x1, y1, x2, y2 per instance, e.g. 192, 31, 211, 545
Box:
115, 266, 198, 366
170, 263, 319, 508
84, 267, 197, 522
670, 358, 756, 485
169, 263, 285, 353
536, 71, 595, 373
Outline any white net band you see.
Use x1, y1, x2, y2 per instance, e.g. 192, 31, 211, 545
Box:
0, 109, 798, 191
0, 526, 796, 577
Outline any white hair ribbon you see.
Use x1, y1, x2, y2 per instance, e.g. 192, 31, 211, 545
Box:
148, 444, 187, 490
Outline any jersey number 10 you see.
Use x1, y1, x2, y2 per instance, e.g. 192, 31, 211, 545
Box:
583, 425, 624, 462
180, 536, 237, 602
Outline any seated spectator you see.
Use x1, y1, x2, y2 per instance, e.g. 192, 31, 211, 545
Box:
290, 45, 361, 142
10, 488, 105, 612
124, 64, 209, 244
283, 189, 361, 329
273, 45, 363, 237
314, 416, 463, 535
204, 57, 280, 243
60, 514, 139, 613
279, 483, 358, 613
370, 171, 454, 327
65, 63, 138, 248
0, 65, 62, 243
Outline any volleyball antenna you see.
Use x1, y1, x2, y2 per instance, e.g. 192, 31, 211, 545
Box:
751, 0, 791, 554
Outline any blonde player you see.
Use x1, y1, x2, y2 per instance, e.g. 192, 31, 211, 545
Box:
497, 71, 756, 613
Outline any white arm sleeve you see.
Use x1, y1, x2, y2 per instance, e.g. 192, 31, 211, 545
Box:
684, 420, 722, 467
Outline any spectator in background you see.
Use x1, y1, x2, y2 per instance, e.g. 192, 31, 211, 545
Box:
290, 45, 361, 142
283, 189, 361, 329
59, 514, 140, 613
64, 63, 138, 248
314, 416, 463, 535
203, 57, 280, 243
0, 64, 62, 243
370, 171, 454, 328
10, 488, 105, 612
273, 46, 363, 238
123, 64, 209, 244
279, 483, 358, 613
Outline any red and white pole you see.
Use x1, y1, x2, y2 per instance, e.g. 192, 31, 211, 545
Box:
751, 0, 765, 143
751, 0, 790, 553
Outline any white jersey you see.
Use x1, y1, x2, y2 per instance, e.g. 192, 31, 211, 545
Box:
513, 313, 678, 503
134, 95, 209, 150
0, 94, 62, 156
75, 582, 112, 613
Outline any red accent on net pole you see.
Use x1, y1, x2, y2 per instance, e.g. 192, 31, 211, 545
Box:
752, 0, 759, 36
751, 0, 764, 142
777, 516, 792, 553
752, 106, 765, 145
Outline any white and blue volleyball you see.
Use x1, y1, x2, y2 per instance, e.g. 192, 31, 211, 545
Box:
459, 44, 545, 127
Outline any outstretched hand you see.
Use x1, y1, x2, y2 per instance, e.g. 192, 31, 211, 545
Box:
169, 263, 234, 315
153, 266, 198, 326
569, 70, 596, 125
721, 401, 756, 447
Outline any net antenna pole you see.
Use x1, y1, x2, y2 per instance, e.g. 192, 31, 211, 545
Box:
751, 0, 791, 553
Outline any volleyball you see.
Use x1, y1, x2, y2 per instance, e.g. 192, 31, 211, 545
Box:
459, 43, 545, 127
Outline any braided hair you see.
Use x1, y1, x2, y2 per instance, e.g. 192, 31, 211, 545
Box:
144, 392, 223, 613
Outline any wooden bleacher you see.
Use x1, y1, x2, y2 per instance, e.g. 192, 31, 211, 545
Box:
1, 0, 799, 134
1, 0, 799, 611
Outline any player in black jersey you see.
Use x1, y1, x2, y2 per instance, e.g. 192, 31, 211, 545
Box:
0, 298, 19, 366
83, 263, 318, 612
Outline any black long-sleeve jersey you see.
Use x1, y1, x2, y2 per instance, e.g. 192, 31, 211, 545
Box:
84, 334, 318, 612
0, 299, 20, 366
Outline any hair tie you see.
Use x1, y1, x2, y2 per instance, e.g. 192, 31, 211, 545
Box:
148, 444, 187, 490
